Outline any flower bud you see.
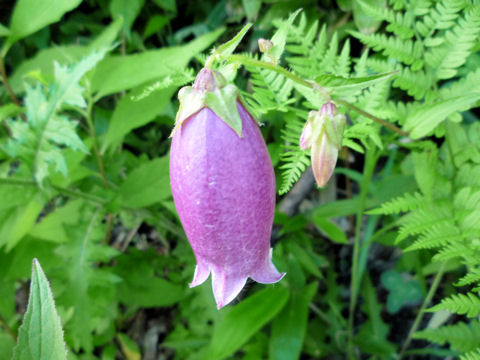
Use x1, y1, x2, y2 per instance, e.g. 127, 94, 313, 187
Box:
170, 68, 285, 309
258, 38, 273, 53
300, 102, 346, 187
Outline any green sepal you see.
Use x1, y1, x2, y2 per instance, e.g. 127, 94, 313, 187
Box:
170, 86, 206, 137
205, 84, 243, 137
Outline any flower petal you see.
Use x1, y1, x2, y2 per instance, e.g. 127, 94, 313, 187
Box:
250, 249, 285, 284
211, 269, 248, 309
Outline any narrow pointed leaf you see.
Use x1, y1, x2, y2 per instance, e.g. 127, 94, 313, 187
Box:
12, 259, 67, 360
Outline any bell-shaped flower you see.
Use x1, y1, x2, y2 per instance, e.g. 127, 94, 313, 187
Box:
300, 102, 346, 187
170, 68, 285, 309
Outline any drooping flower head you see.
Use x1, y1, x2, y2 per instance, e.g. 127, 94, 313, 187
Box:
170, 68, 285, 309
300, 101, 346, 187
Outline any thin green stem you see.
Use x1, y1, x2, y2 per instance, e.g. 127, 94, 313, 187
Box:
347, 148, 378, 359
335, 99, 409, 137
226, 54, 317, 89
224, 54, 408, 137
398, 262, 446, 359
0, 315, 16, 341
0, 56, 27, 122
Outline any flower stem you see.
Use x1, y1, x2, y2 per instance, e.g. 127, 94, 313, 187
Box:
347, 147, 378, 358
224, 54, 408, 137
398, 262, 446, 359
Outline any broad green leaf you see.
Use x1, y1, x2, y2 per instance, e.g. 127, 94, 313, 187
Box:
117, 334, 141, 360
0, 194, 44, 251
0, 332, 15, 359
0, 103, 22, 123
0, 23, 9, 37
92, 28, 224, 98
311, 217, 348, 244
404, 94, 480, 139
120, 157, 171, 208
115, 249, 184, 307
270, 283, 317, 360
209, 286, 289, 360
29, 199, 85, 243
152, 0, 176, 12
87, 18, 124, 53
12, 259, 67, 360
143, 15, 169, 39
242, 0, 262, 20
6, 0, 82, 49
109, 0, 145, 33
102, 69, 195, 151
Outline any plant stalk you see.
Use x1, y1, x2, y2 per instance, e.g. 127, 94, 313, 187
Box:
225, 54, 408, 137
398, 262, 446, 359
347, 147, 378, 358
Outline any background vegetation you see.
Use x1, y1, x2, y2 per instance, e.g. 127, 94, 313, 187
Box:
1, 0, 480, 359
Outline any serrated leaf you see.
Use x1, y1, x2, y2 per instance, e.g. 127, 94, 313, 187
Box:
12, 259, 67, 360
4, 48, 107, 184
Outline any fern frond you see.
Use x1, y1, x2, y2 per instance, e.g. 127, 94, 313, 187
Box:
414, 320, 480, 353
457, 270, 480, 287
428, 292, 480, 318
461, 349, 480, 360
278, 114, 310, 195
357, 0, 415, 39
418, 0, 467, 35
351, 31, 424, 70
425, 6, 480, 79
369, 192, 425, 215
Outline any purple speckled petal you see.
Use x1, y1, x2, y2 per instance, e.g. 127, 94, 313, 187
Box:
170, 101, 284, 308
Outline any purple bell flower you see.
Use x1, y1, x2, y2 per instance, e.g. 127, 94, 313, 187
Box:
170, 68, 285, 309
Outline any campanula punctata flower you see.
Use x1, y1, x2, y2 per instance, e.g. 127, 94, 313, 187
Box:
170, 68, 285, 309
300, 102, 346, 187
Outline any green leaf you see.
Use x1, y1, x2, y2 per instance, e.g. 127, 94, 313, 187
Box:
6, 0, 82, 50
4, 48, 108, 184
316, 72, 396, 95
0, 194, 44, 251
109, 0, 145, 33
242, 0, 262, 21
92, 28, 224, 98
102, 86, 175, 152
311, 217, 348, 244
214, 23, 252, 59
209, 286, 289, 360
270, 283, 317, 360
120, 156, 171, 208
152, 0, 176, 12
29, 199, 85, 243
269, 9, 302, 63
0, 23, 9, 37
404, 94, 480, 139
0, 103, 22, 123
12, 259, 67, 360
205, 84, 243, 137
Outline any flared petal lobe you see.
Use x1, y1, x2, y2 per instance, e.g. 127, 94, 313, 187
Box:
170, 101, 284, 308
